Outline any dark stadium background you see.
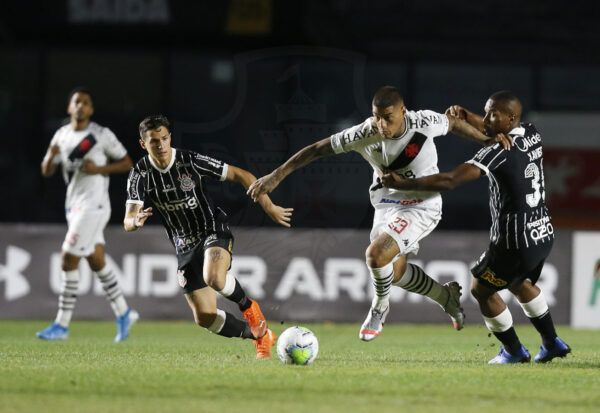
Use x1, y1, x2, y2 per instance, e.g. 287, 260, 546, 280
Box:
1, 0, 598, 230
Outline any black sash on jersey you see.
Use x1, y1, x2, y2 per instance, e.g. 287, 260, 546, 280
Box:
68, 134, 97, 161
387, 132, 427, 171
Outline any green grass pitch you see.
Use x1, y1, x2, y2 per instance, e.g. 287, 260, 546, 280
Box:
1, 321, 599, 413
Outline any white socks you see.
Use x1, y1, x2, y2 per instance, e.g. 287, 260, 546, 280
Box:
519, 291, 549, 318
369, 262, 394, 311
217, 273, 236, 297
207, 309, 226, 334
96, 265, 128, 318
483, 308, 513, 332
393, 263, 447, 305
55, 269, 79, 327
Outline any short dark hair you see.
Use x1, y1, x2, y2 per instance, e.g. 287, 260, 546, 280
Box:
139, 114, 170, 139
489, 90, 520, 105
372, 86, 404, 108
67, 86, 93, 106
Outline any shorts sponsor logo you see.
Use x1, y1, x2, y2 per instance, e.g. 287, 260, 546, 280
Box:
177, 270, 187, 288
381, 198, 423, 206
178, 174, 195, 191
481, 268, 507, 287
175, 238, 185, 248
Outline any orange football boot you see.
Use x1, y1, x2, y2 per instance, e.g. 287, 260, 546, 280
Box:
242, 299, 267, 339
254, 329, 276, 359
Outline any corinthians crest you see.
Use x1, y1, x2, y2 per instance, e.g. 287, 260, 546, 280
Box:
178, 174, 195, 191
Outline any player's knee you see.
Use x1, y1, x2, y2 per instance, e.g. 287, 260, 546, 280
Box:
203, 272, 222, 290
365, 244, 386, 268
61, 252, 80, 271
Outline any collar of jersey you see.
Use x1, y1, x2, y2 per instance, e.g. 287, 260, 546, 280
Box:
509, 125, 525, 136
148, 148, 176, 173
390, 115, 409, 140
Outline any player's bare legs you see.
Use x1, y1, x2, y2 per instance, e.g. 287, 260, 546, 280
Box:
509, 280, 570, 363
203, 246, 274, 358
185, 287, 219, 328
472, 279, 530, 363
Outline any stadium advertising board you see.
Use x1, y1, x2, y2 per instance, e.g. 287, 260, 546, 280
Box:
0, 225, 571, 325
570, 231, 600, 328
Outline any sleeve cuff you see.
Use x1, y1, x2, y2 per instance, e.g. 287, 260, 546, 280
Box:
126, 200, 144, 205
220, 163, 229, 181
465, 160, 489, 175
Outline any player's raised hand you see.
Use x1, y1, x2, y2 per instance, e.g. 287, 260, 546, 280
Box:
445, 105, 467, 120
49, 144, 60, 156
82, 158, 101, 174
265, 204, 294, 228
134, 207, 153, 228
247, 172, 280, 202
486, 133, 513, 151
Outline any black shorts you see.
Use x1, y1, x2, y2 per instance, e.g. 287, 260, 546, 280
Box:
177, 234, 234, 294
470, 241, 553, 291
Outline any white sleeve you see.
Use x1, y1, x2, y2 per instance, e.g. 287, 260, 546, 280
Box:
102, 128, 128, 160
49, 131, 62, 164
417, 110, 450, 138
330, 118, 378, 154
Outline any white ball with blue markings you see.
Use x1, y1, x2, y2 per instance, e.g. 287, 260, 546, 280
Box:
277, 326, 319, 365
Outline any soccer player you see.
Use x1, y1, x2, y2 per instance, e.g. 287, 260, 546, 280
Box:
248, 86, 511, 341
38, 87, 138, 342
376, 91, 571, 364
124, 115, 293, 359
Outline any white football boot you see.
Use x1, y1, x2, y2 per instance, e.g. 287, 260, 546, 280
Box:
359, 305, 390, 341
442, 281, 465, 330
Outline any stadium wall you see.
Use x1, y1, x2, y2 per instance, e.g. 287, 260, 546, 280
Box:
1, 224, 592, 327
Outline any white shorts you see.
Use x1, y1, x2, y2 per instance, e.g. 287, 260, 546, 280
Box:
62, 208, 111, 256
370, 206, 442, 256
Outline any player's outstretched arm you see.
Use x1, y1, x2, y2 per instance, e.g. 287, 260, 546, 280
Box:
82, 154, 133, 175
380, 163, 483, 192
41, 144, 60, 177
123, 203, 153, 232
247, 137, 335, 201
446, 105, 485, 132
447, 115, 512, 150
227, 165, 293, 227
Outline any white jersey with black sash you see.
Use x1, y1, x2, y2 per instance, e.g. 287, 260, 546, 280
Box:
330, 110, 449, 211
126, 148, 230, 263
467, 123, 554, 250
50, 121, 127, 212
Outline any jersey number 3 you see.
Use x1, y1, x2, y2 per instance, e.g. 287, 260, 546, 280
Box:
524, 162, 545, 208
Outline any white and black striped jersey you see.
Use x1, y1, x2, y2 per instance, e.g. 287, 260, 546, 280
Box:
126, 148, 230, 262
467, 123, 553, 249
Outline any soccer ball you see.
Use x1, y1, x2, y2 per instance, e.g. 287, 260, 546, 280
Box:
276, 326, 319, 365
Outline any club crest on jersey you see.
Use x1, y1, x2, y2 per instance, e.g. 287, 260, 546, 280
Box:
177, 270, 187, 288
178, 174, 195, 191
405, 143, 419, 157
